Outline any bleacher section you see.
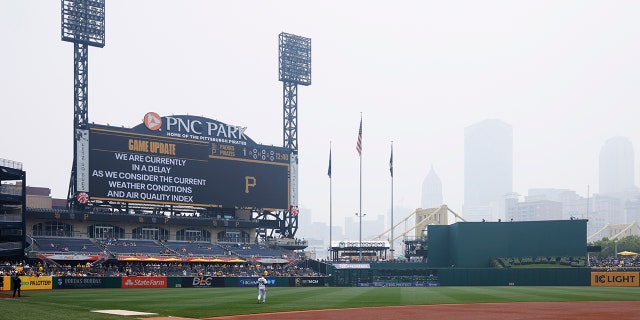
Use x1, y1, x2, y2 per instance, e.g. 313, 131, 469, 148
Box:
33, 236, 102, 254
162, 241, 230, 257
30, 236, 297, 265
223, 243, 289, 259
98, 239, 169, 256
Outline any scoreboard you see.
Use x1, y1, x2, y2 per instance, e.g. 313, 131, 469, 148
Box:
83, 113, 293, 210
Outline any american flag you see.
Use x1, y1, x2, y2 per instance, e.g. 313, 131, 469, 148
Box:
356, 118, 362, 155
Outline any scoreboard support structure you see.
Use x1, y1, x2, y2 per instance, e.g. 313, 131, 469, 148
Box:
61, 0, 105, 210
278, 32, 311, 239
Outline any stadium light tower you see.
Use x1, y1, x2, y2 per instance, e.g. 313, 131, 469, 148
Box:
61, 0, 105, 210
278, 32, 311, 238
279, 32, 311, 150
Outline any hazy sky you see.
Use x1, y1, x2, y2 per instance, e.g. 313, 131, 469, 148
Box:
2, 1, 640, 231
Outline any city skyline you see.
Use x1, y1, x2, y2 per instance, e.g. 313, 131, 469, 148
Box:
3, 2, 640, 232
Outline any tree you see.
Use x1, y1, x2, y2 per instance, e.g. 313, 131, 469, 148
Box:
588, 235, 640, 258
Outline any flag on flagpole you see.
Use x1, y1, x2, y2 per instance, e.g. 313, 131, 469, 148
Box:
356, 118, 363, 155
328, 147, 332, 178
389, 143, 393, 177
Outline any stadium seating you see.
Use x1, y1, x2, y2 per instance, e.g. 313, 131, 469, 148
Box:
221, 243, 288, 258
32, 236, 101, 254
162, 240, 230, 257
98, 239, 169, 256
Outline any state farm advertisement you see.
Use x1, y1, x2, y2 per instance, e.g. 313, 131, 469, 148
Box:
121, 276, 167, 289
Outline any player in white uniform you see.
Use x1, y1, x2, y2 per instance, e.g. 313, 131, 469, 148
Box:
257, 273, 268, 303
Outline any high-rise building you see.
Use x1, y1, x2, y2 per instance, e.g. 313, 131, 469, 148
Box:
421, 166, 443, 209
463, 119, 513, 221
599, 136, 637, 197
527, 188, 587, 220
506, 198, 562, 222
591, 194, 625, 232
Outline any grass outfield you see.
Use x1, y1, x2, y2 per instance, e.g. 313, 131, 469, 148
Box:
1, 286, 639, 319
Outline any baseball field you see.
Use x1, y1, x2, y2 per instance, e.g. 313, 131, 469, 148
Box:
1, 286, 639, 319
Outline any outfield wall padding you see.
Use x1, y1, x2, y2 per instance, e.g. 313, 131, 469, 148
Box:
437, 268, 591, 286
49, 276, 326, 289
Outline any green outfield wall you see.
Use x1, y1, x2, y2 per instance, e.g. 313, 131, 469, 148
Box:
437, 267, 591, 286
427, 220, 588, 268
324, 263, 591, 287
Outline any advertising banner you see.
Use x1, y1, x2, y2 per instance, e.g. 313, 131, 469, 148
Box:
37, 254, 102, 261
289, 153, 298, 210
182, 276, 225, 288
20, 276, 53, 290
54, 277, 105, 289
591, 272, 640, 287
238, 277, 276, 287
332, 263, 371, 269
121, 276, 168, 289
291, 277, 324, 287
361, 281, 439, 287
76, 129, 90, 192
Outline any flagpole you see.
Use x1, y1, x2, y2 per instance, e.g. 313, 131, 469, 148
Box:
329, 141, 333, 261
359, 137, 363, 261
356, 113, 363, 261
390, 141, 394, 260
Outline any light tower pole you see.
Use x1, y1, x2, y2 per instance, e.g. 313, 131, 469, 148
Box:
278, 32, 311, 238
279, 32, 311, 151
61, 0, 105, 210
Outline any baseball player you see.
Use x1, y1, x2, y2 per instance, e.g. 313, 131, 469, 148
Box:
257, 272, 268, 303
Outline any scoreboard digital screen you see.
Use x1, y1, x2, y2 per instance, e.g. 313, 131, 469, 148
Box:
85, 113, 292, 210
